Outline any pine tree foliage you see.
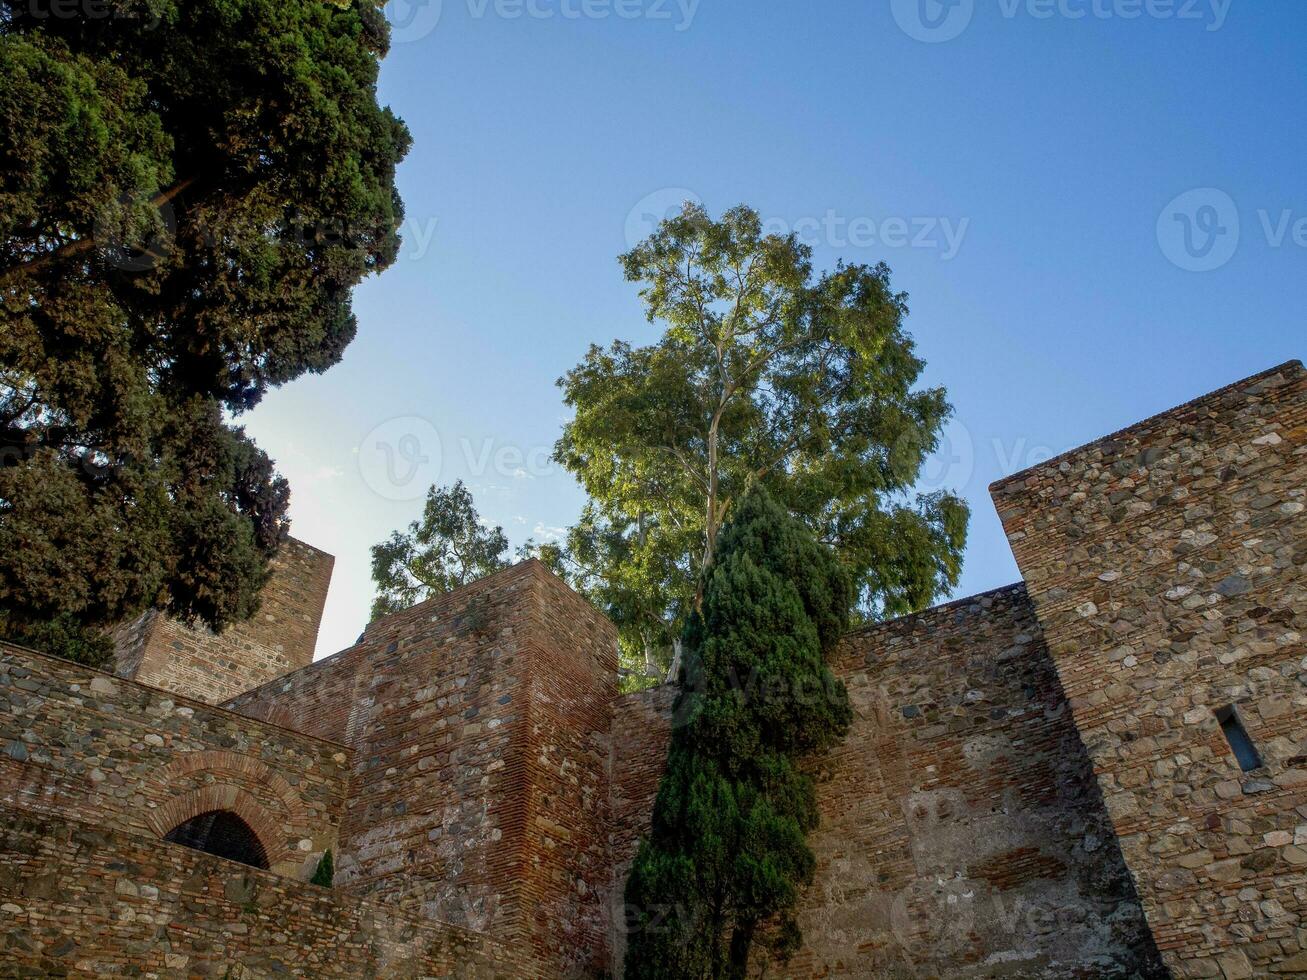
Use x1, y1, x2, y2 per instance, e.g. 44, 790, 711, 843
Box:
624, 487, 852, 979
0, 0, 409, 663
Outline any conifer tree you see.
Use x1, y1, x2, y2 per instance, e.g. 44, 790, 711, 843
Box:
624, 486, 852, 979
0, 0, 409, 663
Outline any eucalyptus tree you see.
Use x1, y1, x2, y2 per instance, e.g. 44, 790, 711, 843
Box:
555, 203, 968, 677
370, 481, 512, 619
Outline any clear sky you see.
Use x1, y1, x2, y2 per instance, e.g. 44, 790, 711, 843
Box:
243, 0, 1304, 658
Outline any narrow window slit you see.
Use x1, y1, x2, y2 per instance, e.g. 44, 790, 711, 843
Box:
1216, 705, 1262, 772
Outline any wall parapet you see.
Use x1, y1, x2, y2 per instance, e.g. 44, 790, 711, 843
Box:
110, 536, 334, 704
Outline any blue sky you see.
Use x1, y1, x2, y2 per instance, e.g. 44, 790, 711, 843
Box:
245, 0, 1304, 657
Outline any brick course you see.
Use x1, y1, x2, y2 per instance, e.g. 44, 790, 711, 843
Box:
0, 808, 534, 977
226, 560, 619, 976
0, 641, 349, 880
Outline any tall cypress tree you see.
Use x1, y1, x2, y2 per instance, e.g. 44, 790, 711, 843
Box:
624, 487, 852, 979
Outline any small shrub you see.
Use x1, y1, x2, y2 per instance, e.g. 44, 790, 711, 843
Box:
310, 849, 334, 888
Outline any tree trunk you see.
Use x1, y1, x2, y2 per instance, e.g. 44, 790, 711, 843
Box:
726, 921, 756, 979
665, 637, 683, 684
697, 407, 724, 611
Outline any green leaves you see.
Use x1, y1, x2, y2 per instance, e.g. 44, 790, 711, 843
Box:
369, 481, 512, 620
0, 0, 407, 658
624, 487, 852, 979
555, 202, 969, 678
310, 848, 335, 888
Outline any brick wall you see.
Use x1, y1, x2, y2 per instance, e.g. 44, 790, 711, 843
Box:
225, 560, 619, 976
0, 641, 349, 880
992, 360, 1307, 978
606, 587, 1164, 978
521, 561, 621, 975
111, 536, 334, 704
605, 683, 677, 971
0, 808, 535, 978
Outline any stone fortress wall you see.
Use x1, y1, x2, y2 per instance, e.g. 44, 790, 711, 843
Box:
608, 583, 1173, 978
0, 807, 535, 977
0, 359, 1302, 978
0, 641, 350, 880
0, 640, 533, 977
992, 360, 1307, 978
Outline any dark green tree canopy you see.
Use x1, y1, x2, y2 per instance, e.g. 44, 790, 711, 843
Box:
370, 481, 512, 620
0, 0, 409, 661
625, 486, 852, 978
554, 203, 968, 679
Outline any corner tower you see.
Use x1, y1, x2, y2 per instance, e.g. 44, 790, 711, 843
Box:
111, 536, 334, 704
992, 360, 1306, 978
225, 559, 620, 978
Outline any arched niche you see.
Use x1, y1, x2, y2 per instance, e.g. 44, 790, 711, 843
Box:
164, 809, 271, 870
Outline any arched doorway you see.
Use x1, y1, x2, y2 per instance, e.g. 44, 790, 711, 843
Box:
164, 810, 271, 869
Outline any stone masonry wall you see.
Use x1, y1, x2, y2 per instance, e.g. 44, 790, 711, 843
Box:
225, 560, 620, 977
606, 586, 1164, 978
228, 563, 541, 934
0, 808, 535, 978
0, 641, 349, 880
111, 537, 334, 705
992, 360, 1307, 978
